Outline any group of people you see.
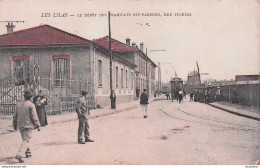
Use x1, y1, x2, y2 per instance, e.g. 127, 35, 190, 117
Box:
13, 90, 48, 163
165, 90, 186, 104
12, 89, 95, 163
13, 88, 150, 163
190, 87, 221, 103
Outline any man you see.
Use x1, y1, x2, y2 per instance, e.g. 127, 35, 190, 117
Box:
190, 91, 194, 102
136, 88, 140, 99
33, 90, 48, 126
110, 90, 116, 109
13, 90, 41, 163
178, 90, 183, 104
76, 91, 94, 144
166, 92, 169, 100
171, 91, 174, 102
140, 89, 149, 118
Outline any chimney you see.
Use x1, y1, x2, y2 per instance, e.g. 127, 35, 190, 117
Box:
140, 42, 144, 51
6, 22, 15, 34
132, 42, 136, 48
126, 38, 131, 45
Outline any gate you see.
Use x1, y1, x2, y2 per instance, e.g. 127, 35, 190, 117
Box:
0, 63, 37, 115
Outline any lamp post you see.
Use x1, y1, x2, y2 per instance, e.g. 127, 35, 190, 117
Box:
108, 11, 113, 109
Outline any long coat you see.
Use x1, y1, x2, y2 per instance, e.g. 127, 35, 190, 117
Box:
33, 95, 48, 126
140, 92, 149, 104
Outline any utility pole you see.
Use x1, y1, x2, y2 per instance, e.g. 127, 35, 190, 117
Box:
108, 11, 113, 109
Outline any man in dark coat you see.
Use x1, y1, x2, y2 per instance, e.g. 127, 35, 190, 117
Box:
33, 90, 48, 126
140, 89, 149, 118
76, 91, 94, 144
110, 90, 116, 109
13, 90, 41, 163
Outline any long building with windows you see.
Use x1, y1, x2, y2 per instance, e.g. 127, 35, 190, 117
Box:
94, 37, 157, 98
0, 24, 136, 109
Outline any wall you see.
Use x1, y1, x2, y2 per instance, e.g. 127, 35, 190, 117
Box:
0, 46, 92, 97
94, 49, 135, 108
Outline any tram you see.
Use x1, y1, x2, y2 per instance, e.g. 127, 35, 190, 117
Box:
170, 77, 183, 100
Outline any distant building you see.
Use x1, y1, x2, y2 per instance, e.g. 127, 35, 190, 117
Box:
235, 75, 260, 81
187, 70, 200, 86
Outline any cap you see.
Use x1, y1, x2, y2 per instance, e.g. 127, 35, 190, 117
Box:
24, 90, 33, 97
81, 91, 88, 95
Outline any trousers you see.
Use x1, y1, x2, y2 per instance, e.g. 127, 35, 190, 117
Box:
78, 116, 90, 141
17, 128, 32, 157
141, 104, 148, 116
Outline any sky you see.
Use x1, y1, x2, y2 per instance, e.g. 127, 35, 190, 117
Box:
0, 0, 259, 83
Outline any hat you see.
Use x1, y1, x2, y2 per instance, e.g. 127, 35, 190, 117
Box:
81, 91, 88, 95
143, 89, 147, 91
24, 90, 33, 97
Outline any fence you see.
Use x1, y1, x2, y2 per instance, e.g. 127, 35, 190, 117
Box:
0, 72, 94, 115
220, 83, 259, 108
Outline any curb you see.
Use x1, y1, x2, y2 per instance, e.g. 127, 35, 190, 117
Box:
208, 103, 260, 121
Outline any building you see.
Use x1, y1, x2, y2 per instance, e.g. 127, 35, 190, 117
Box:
235, 75, 260, 81
94, 37, 157, 98
0, 24, 136, 113
187, 70, 200, 86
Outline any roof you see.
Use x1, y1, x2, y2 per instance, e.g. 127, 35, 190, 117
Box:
94, 36, 136, 52
94, 36, 157, 67
235, 75, 260, 81
0, 25, 91, 46
189, 70, 199, 76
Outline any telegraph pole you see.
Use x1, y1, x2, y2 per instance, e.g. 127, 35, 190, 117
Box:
108, 11, 113, 109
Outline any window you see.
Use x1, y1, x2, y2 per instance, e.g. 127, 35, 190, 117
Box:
116, 67, 118, 89
126, 70, 128, 88
53, 55, 70, 86
12, 54, 29, 73
131, 72, 134, 90
121, 68, 123, 88
98, 60, 102, 86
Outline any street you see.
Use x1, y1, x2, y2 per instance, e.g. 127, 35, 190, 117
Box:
0, 97, 259, 165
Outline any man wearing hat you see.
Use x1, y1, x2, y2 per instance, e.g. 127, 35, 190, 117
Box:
33, 90, 48, 126
110, 90, 116, 109
140, 89, 149, 118
76, 91, 94, 144
13, 90, 41, 163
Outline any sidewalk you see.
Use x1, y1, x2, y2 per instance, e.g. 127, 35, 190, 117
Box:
0, 96, 158, 135
209, 101, 260, 121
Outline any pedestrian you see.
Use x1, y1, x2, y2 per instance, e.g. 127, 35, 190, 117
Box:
110, 90, 116, 109
190, 92, 194, 102
166, 92, 169, 100
76, 91, 94, 144
13, 90, 41, 163
171, 91, 174, 102
33, 90, 48, 126
178, 90, 183, 104
136, 88, 140, 99
140, 89, 149, 118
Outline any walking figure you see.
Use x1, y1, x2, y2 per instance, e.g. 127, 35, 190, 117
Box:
140, 89, 149, 118
13, 90, 41, 163
110, 90, 116, 109
171, 91, 174, 102
76, 91, 94, 144
33, 90, 48, 126
190, 92, 194, 102
178, 90, 183, 104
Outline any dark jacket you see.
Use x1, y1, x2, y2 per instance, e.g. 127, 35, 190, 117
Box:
140, 92, 149, 104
